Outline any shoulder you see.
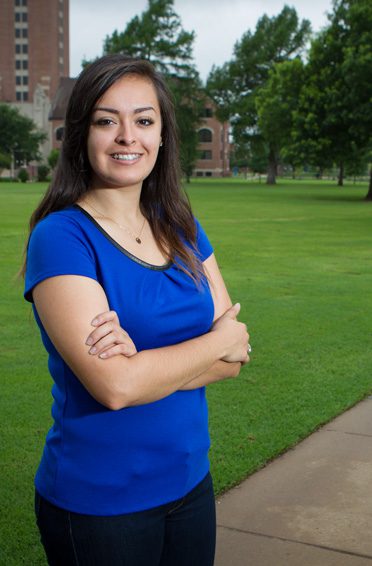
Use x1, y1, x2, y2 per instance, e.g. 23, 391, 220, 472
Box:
25, 206, 98, 303
193, 216, 213, 262
30, 206, 83, 238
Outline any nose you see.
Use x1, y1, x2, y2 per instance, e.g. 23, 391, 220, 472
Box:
115, 123, 135, 145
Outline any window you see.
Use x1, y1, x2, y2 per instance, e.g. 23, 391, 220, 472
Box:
15, 44, 21, 54
205, 172, 212, 177
56, 127, 64, 141
22, 28, 28, 38
198, 128, 213, 143
22, 60, 28, 69
15, 0, 21, 5
22, 44, 28, 54
199, 108, 213, 118
16, 76, 21, 85
15, 13, 21, 22
199, 150, 212, 160
23, 76, 28, 85
23, 91, 28, 101
16, 91, 22, 101
22, 12, 27, 21
15, 29, 21, 38
15, 60, 21, 69
22, 0, 27, 5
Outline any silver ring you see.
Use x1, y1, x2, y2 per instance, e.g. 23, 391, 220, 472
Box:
247, 344, 252, 354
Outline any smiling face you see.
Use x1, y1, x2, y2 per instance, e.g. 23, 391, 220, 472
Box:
87, 74, 162, 191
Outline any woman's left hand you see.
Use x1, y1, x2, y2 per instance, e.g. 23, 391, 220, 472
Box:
85, 310, 137, 359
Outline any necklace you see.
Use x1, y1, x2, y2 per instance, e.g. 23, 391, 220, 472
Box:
85, 200, 146, 244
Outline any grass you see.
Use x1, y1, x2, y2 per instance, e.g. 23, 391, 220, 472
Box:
1, 179, 371, 564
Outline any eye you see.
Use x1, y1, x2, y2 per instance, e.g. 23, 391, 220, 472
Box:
93, 117, 116, 126
137, 117, 154, 127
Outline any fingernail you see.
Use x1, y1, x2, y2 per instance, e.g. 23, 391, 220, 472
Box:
91, 319, 98, 326
89, 346, 97, 354
99, 352, 107, 359
86, 337, 93, 346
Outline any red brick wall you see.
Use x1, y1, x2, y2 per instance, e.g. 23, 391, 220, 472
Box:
0, 0, 15, 101
0, 0, 69, 103
194, 103, 230, 177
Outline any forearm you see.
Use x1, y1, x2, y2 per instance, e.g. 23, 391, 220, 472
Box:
179, 360, 241, 390
94, 330, 228, 409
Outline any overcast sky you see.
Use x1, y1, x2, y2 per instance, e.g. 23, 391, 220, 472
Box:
70, 0, 333, 81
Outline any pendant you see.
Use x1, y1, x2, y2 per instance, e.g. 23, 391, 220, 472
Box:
136, 237, 142, 244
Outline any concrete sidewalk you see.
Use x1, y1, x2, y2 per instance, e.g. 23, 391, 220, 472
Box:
215, 397, 372, 565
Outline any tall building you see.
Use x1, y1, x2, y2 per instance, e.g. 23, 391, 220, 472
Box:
0, 0, 69, 103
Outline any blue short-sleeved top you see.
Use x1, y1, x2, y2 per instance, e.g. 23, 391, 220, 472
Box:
24, 205, 214, 515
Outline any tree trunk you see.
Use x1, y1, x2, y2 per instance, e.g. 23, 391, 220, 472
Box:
266, 147, 277, 185
365, 167, 372, 201
337, 162, 344, 186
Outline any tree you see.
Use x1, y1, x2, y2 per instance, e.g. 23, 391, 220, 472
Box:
255, 59, 306, 183
102, 0, 204, 180
0, 103, 46, 168
207, 5, 311, 183
103, 0, 195, 77
292, 0, 372, 193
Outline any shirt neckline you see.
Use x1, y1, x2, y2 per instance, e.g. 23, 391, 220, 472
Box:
73, 204, 173, 271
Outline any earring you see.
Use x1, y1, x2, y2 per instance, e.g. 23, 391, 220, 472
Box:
160, 139, 163, 147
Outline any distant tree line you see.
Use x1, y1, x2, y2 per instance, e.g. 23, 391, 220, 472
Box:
207, 0, 372, 197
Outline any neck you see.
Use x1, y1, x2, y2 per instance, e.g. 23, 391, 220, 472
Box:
83, 186, 143, 224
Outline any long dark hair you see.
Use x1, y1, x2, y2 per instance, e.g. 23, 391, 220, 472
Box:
22, 54, 202, 279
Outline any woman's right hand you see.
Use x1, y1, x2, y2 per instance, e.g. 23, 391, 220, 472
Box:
211, 303, 250, 365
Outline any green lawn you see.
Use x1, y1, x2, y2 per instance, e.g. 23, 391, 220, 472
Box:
1, 179, 371, 564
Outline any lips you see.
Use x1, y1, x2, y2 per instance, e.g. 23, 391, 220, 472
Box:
111, 153, 141, 161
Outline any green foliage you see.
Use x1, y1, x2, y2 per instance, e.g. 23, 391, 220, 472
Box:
0, 152, 11, 170
103, 0, 195, 77
0, 103, 46, 165
47, 148, 60, 169
207, 5, 311, 184
17, 168, 29, 183
37, 164, 50, 182
102, 0, 203, 179
293, 0, 372, 189
1, 179, 371, 563
255, 59, 306, 181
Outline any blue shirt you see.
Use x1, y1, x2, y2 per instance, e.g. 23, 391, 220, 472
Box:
25, 205, 214, 515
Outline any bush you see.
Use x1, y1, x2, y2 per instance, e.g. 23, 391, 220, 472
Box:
17, 168, 29, 183
37, 164, 50, 182
48, 148, 60, 169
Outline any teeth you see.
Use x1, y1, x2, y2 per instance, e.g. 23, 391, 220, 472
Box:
112, 153, 140, 161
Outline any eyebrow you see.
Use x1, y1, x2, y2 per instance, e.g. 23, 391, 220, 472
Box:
93, 106, 156, 114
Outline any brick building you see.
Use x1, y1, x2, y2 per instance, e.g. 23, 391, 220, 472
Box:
194, 101, 230, 177
0, 0, 69, 103
0, 0, 69, 163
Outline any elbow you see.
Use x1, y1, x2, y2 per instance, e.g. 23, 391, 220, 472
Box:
88, 372, 138, 412
102, 374, 141, 411
80, 357, 143, 411
102, 384, 136, 411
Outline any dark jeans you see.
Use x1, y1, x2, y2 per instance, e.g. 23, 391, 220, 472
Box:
35, 472, 216, 566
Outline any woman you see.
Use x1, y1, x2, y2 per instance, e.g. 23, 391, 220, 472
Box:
24, 54, 250, 566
